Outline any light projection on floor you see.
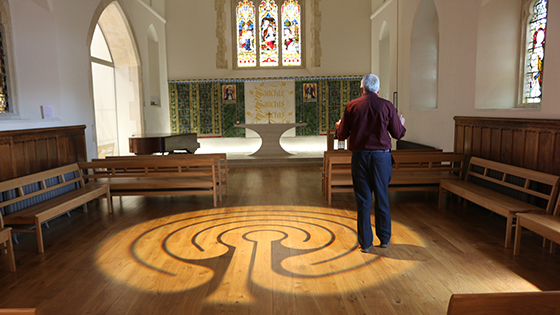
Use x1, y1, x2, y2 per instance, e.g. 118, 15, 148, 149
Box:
95, 206, 427, 303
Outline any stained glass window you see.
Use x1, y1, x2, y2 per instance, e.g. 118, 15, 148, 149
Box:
523, 0, 548, 104
259, 0, 279, 66
236, 0, 257, 67
281, 0, 301, 66
0, 25, 8, 113
235, 0, 301, 68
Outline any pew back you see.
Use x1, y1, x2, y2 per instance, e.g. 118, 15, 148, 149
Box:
325, 152, 465, 205
447, 291, 560, 315
101, 153, 227, 200
79, 158, 218, 207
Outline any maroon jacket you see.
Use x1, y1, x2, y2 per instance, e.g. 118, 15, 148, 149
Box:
335, 92, 406, 151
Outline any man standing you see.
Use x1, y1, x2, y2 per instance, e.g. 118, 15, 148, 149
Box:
335, 74, 406, 252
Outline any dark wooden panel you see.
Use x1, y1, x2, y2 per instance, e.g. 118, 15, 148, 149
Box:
58, 136, 70, 165
0, 125, 87, 181
47, 137, 59, 169
0, 142, 13, 181
464, 126, 473, 155
480, 127, 492, 159
454, 117, 560, 176
472, 126, 481, 157
68, 136, 77, 163
12, 141, 27, 179
35, 139, 49, 172
538, 132, 554, 173
490, 128, 501, 161
511, 130, 525, 167
25, 140, 39, 175
454, 124, 465, 154
555, 134, 560, 176
524, 131, 539, 171
76, 133, 87, 162
500, 129, 513, 165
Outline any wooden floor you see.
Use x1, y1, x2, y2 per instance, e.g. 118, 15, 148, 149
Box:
1, 166, 560, 315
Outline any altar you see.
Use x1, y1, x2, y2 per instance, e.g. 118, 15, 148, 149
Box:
234, 123, 307, 157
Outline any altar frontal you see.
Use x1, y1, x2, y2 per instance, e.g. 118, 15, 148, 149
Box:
245, 80, 295, 125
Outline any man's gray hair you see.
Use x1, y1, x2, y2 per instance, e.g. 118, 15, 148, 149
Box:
361, 74, 380, 93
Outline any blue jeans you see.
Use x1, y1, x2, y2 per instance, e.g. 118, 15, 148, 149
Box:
351, 150, 393, 248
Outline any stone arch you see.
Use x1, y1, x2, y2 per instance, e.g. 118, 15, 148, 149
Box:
88, 0, 143, 156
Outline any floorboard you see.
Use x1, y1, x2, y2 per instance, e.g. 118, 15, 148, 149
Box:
1, 166, 559, 315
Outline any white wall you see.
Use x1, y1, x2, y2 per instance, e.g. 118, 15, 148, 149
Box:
475, 0, 522, 109
372, 0, 560, 152
409, 0, 438, 110
0, 0, 168, 160
165, 0, 372, 80
4, 0, 560, 160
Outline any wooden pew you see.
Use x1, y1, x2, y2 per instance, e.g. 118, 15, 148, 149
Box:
326, 152, 465, 205
514, 188, 560, 255
79, 158, 218, 207
447, 291, 560, 315
439, 157, 560, 248
322, 149, 443, 196
102, 153, 228, 201
0, 163, 112, 253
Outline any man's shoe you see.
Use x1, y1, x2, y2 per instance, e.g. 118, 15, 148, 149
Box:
360, 246, 372, 253
379, 243, 388, 248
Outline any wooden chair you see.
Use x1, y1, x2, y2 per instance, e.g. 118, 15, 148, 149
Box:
0, 213, 16, 272
514, 190, 560, 255
447, 291, 560, 315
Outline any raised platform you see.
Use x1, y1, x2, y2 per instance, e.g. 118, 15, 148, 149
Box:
226, 151, 323, 168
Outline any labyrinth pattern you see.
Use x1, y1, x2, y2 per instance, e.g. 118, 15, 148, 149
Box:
95, 206, 424, 304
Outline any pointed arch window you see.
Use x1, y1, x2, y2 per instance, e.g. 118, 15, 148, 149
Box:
0, 25, 9, 113
235, 0, 302, 68
522, 0, 548, 104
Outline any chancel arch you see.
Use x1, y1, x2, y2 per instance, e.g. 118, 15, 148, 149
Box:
409, 0, 438, 110
88, 1, 143, 157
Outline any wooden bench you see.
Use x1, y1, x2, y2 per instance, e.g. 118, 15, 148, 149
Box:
439, 157, 560, 248
103, 153, 228, 201
322, 149, 443, 196
326, 152, 465, 205
79, 158, 218, 207
514, 191, 560, 255
0, 163, 112, 253
447, 291, 560, 315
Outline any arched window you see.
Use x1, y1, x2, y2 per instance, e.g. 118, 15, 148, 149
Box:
0, 24, 8, 113
410, 0, 438, 110
235, 0, 302, 68
522, 0, 548, 104
89, 2, 143, 157
0, 1, 18, 117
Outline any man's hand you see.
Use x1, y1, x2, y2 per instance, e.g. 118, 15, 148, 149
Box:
335, 119, 341, 128
399, 114, 405, 126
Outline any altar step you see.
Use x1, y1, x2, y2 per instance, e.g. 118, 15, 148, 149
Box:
226, 151, 324, 168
